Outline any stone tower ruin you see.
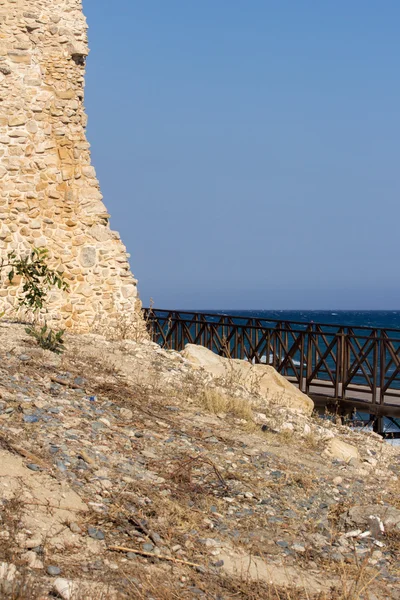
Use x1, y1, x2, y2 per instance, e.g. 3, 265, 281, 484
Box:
0, 0, 143, 332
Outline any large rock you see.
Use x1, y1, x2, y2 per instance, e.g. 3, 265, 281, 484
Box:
346, 504, 400, 531
325, 438, 360, 463
181, 344, 314, 415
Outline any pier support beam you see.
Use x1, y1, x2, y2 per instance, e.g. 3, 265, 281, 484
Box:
372, 416, 384, 436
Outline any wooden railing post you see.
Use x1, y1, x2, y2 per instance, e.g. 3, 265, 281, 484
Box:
306, 327, 313, 396
379, 332, 385, 405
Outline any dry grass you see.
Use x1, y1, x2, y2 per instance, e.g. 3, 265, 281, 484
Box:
91, 308, 149, 342
334, 556, 383, 600
197, 388, 255, 423
302, 431, 320, 450
0, 576, 46, 600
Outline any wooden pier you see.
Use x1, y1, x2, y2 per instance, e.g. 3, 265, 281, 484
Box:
144, 309, 400, 437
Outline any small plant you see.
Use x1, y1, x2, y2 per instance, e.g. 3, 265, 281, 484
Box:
1, 247, 68, 312
25, 323, 65, 354
198, 388, 255, 423
0, 247, 69, 352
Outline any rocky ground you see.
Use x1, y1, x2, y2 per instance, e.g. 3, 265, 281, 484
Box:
0, 323, 398, 599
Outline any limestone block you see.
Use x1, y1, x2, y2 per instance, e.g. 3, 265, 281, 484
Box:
181, 344, 314, 415
121, 285, 137, 299
8, 115, 26, 127
79, 246, 96, 268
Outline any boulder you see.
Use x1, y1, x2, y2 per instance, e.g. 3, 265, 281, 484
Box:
325, 438, 360, 463
181, 344, 314, 415
346, 504, 400, 531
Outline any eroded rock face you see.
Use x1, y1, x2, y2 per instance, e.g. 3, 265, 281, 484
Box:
0, 0, 143, 333
181, 344, 314, 415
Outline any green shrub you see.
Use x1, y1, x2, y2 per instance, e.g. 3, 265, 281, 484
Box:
25, 324, 65, 354
0, 247, 69, 353
1, 247, 68, 312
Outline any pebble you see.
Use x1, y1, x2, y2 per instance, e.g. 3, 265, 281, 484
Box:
47, 565, 61, 576
292, 544, 306, 553
69, 522, 81, 534
87, 527, 105, 541
120, 408, 133, 420
53, 578, 73, 600
150, 532, 162, 544
24, 415, 39, 424
27, 463, 41, 471
212, 560, 224, 567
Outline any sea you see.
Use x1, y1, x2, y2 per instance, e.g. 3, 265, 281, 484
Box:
202, 310, 400, 444
214, 309, 400, 330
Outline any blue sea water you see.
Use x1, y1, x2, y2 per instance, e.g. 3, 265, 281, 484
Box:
215, 310, 400, 330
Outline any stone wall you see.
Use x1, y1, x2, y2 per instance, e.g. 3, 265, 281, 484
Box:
0, 0, 143, 333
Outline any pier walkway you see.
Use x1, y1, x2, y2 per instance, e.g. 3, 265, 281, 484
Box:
144, 309, 400, 437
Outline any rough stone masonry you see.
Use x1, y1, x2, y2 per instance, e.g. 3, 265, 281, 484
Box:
0, 0, 143, 332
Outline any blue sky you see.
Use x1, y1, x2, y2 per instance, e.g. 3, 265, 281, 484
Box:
83, 0, 400, 310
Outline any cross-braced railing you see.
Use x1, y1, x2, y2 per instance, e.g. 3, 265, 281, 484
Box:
143, 308, 400, 409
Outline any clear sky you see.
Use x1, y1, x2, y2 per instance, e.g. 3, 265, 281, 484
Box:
83, 0, 400, 310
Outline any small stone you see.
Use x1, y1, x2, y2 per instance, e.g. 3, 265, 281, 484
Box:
27, 463, 41, 471
212, 559, 224, 567
333, 476, 343, 485
18, 354, 31, 362
120, 408, 133, 420
281, 422, 294, 431
292, 543, 306, 553
24, 536, 42, 549
142, 543, 154, 552
150, 532, 162, 544
87, 527, 105, 541
47, 565, 61, 576
24, 415, 39, 423
69, 522, 81, 534
21, 551, 43, 569
53, 578, 73, 600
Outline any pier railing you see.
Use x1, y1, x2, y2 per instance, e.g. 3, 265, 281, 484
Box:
143, 309, 400, 412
